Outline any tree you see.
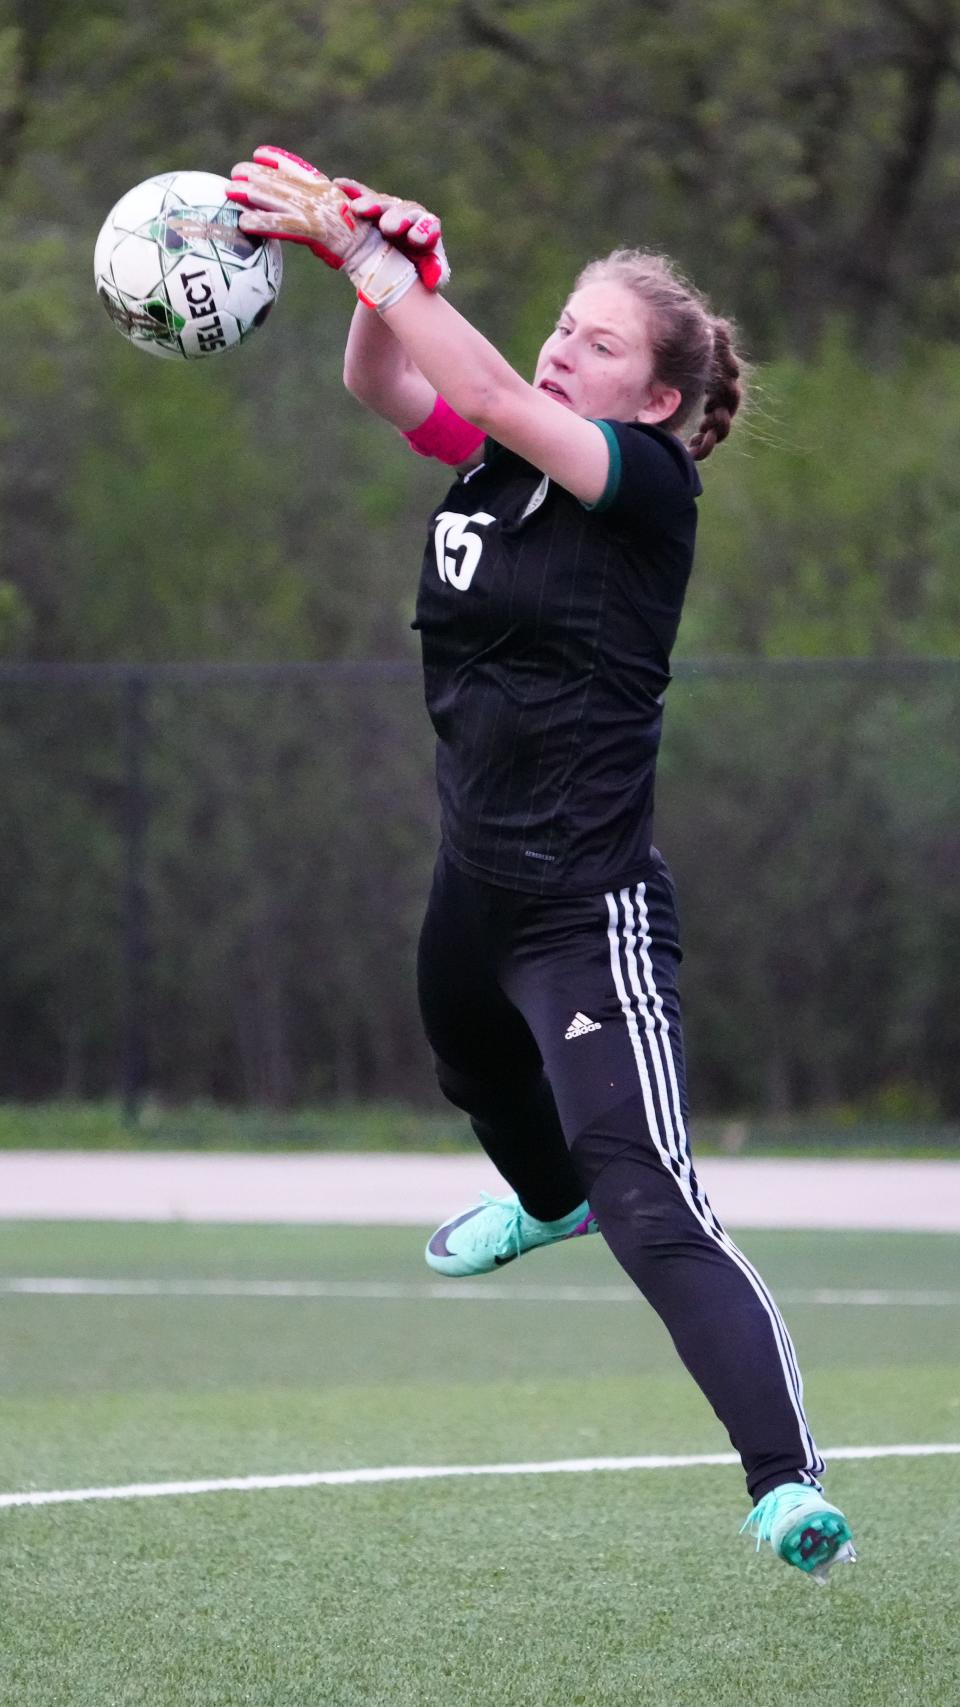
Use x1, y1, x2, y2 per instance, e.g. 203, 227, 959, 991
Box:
0, 0, 958, 1116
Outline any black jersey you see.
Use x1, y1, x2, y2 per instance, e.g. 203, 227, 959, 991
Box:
412, 419, 702, 896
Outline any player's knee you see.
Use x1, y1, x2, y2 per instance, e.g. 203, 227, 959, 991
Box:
570, 1099, 699, 1246
569, 1124, 633, 1192
575, 1155, 693, 1262
568, 1093, 655, 1187
570, 1141, 669, 1249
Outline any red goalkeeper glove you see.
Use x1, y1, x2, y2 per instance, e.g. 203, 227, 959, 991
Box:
333, 178, 449, 293
228, 146, 418, 310
227, 147, 449, 306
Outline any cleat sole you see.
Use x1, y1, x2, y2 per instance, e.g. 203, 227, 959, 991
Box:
779, 1512, 855, 1580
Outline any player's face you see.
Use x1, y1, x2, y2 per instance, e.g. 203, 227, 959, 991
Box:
534, 281, 678, 425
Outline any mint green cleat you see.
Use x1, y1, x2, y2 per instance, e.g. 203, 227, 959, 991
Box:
425, 1192, 597, 1277
741, 1483, 857, 1585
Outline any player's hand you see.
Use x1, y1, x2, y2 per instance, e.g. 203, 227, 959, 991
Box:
334, 178, 450, 293
227, 146, 420, 310
227, 146, 356, 269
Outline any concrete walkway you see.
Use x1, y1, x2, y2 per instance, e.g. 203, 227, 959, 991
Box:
0, 1152, 957, 1231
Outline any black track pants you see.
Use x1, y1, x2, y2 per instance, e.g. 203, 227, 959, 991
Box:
417, 848, 825, 1502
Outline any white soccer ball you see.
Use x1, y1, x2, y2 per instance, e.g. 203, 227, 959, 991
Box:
94, 170, 283, 360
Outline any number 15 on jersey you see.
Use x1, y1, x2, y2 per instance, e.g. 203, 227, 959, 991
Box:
433, 511, 496, 592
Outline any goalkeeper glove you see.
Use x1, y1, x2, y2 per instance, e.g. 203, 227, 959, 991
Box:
334, 178, 449, 293
227, 147, 447, 308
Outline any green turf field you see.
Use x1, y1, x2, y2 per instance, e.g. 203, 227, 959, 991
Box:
0, 1221, 957, 1706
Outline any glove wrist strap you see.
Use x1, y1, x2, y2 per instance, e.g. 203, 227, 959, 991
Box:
344, 229, 418, 311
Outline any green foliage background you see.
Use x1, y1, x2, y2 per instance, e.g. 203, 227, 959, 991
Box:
0, 0, 958, 1120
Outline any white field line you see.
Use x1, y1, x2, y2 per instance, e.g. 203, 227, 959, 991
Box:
1, 1277, 958, 1308
1, 1443, 958, 1513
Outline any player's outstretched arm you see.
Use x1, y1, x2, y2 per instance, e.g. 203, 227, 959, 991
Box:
342, 298, 438, 431
381, 287, 612, 507
229, 150, 482, 459
228, 148, 608, 496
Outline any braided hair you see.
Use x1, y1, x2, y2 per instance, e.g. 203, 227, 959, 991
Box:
574, 251, 744, 460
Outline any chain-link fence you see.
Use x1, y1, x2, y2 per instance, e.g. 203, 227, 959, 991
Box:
0, 659, 957, 1126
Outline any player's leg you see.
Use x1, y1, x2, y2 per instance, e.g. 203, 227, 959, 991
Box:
505, 861, 853, 1575
417, 853, 594, 1270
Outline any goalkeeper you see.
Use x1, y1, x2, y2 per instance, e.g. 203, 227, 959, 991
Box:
228, 149, 856, 1584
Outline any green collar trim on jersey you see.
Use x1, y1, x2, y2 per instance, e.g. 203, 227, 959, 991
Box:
581, 419, 622, 512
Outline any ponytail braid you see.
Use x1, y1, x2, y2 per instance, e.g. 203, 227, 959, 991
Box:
687, 318, 742, 462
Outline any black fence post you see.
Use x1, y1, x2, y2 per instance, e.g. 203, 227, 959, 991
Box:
121, 670, 150, 1128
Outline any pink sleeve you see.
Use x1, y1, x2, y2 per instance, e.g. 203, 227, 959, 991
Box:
401, 395, 486, 466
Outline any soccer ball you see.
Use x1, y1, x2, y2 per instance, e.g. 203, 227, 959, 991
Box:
94, 170, 283, 360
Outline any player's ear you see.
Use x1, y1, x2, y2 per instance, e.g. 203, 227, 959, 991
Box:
637, 383, 681, 426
